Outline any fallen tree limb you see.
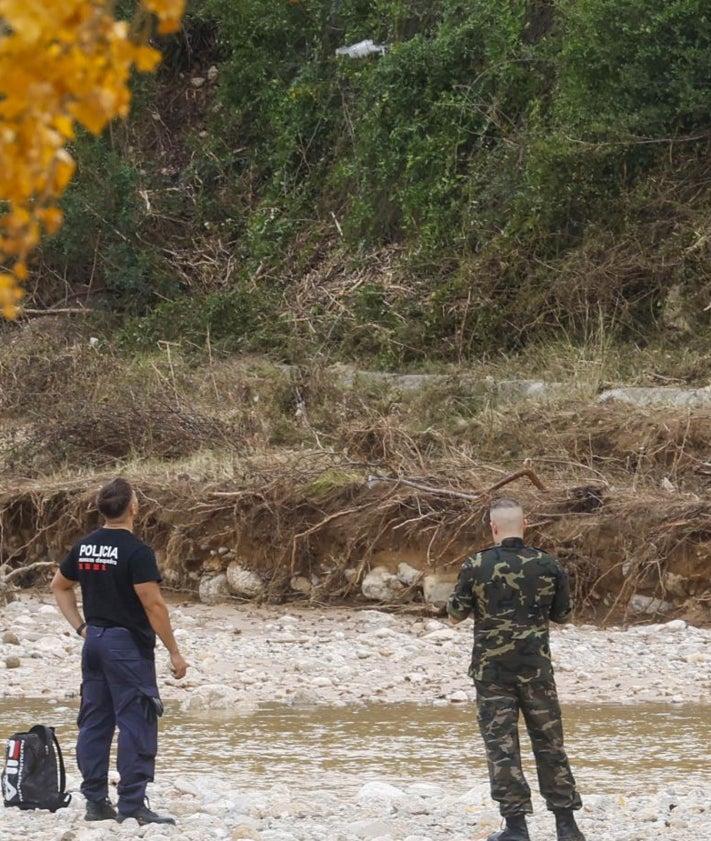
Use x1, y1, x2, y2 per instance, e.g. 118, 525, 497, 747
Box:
1, 560, 56, 583
486, 468, 548, 494
20, 307, 92, 317
369, 467, 547, 501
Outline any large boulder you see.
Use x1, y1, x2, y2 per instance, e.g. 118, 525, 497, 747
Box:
198, 573, 231, 605
628, 594, 673, 616
226, 562, 264, 598
361, 566, 405, 602
180, 683, 241, 714
422, 573, 456, 607
396, 562, 420, 587
290, 575, 312, 596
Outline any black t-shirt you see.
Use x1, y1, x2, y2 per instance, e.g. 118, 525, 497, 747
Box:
60, 527, 161, 654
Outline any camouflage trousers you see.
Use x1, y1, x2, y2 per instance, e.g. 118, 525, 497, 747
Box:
474, 679, 583, 817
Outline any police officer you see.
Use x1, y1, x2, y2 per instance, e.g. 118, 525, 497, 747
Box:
51, 477, 188, 825
447, 496, 585, 841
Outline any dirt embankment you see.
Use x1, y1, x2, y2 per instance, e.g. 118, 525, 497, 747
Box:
1, 322, 710, 624
1, 469, 710, 624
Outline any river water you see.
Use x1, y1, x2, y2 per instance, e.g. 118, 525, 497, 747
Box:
2, 699, 708, 796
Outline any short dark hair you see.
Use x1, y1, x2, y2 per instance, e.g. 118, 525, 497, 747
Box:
97, 478, 134, 520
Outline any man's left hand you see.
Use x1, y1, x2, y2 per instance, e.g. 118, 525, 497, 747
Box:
169, 651, 188, 679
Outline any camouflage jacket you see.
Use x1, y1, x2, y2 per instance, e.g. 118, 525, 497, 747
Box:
446, 537, 572, 684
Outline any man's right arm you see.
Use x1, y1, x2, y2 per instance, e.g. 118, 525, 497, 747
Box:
50, 570, 86, 636
446, 556, 476, 624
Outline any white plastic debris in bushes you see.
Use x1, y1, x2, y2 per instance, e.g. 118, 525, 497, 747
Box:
335, 39, 387, 58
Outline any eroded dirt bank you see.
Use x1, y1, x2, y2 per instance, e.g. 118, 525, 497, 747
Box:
1, 467, 710, 626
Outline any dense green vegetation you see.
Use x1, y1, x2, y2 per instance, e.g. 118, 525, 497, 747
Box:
35, 0, 711, 366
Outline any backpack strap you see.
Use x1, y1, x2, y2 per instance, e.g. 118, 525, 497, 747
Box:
48, 728, 71, 808
29, 725, 72, 809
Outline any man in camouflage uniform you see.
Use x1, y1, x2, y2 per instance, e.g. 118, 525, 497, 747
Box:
447, 497, 585, 841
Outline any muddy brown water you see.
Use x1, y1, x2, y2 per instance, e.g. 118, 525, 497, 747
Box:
2, 700, 708, 795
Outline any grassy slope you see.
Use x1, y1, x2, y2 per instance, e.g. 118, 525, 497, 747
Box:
27, 0, 711, 367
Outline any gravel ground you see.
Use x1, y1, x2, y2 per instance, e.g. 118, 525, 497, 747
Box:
1, 593, 710, 841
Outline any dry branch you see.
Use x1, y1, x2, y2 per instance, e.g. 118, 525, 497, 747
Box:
2, 560, 56, 582
21, 307, 92, 317
367, 466, 547, 502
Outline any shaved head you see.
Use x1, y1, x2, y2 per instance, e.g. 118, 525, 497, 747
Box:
489, 497, 525, 539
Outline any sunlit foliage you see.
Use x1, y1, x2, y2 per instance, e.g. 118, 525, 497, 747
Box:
0, 0, 183, 318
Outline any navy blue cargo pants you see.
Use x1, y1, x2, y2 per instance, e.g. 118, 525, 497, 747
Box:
77, 626, 160, 813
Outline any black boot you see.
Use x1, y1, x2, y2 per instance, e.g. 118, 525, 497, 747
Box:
554, 809, 586, 841
117, 804, 176, 825
486, 814, 531, 841
84, 798, 117, 821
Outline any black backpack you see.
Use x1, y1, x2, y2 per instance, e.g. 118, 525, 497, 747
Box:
1, 725, 72, 812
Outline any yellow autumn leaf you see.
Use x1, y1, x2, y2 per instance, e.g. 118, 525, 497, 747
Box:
53, 115, 76, 140
39, 206, 64, 234
134, 45, 161, 72
157, 18, 181, 34
141, 0, 185, 23
12, 261, 28, 281
52, 151, 77, 191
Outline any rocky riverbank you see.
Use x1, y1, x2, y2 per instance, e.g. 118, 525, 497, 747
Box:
2, 593, 711, 841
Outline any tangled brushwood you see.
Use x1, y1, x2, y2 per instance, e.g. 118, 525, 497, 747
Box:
2, 326, 711, 624
3, 401, 229, 471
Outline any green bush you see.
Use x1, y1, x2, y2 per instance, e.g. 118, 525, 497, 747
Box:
330, 1, 545, 253
198, 0, 547, 258
118, 281, 285, 355
34, 0, 711, 359
555, 0, 711, 136
39, 132, 174, 311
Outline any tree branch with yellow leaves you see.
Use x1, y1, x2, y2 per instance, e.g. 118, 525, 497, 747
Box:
0, 0, 184, 318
